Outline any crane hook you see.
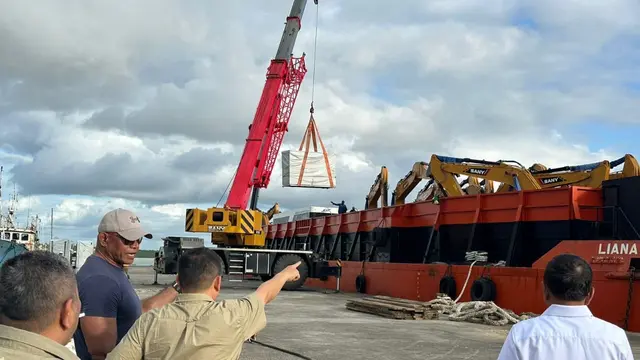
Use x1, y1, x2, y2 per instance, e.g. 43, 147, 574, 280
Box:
310, 102, 314, 114
314, 0, 318, 4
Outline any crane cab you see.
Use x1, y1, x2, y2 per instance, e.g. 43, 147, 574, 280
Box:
185, 207, 268, 247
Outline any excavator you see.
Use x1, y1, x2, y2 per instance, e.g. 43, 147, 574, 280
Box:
415, 176, 494, 202
263, 203, 281, 221
495, 154, 640, 192
390, 162, 428, 205
460, 177, 494, 195
421, 154, 542, 200
364, 166, 389, 209
179, 0, 340, 289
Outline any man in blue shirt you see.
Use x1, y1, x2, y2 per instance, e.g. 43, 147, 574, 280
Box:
331, 200, 348, 214
73, 208, 179, 360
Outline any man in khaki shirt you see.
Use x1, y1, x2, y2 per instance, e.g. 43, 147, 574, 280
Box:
107, 247, 302, 360
0, 251, 82, 360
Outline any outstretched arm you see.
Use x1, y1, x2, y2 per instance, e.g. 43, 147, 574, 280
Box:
232, 262, 302, 341
254, 263, 300, 305
140, 282, 178, 312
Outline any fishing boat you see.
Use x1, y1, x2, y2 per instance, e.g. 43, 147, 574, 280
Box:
0, 166, 42, 259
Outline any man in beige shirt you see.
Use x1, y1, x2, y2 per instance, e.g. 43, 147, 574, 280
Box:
0, 250, 82, 360
107, 247, 302, 360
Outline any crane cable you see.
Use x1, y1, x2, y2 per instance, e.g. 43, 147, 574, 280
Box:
309, 0, 319, 114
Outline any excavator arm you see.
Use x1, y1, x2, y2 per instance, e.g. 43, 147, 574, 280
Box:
496, 154, 638, 192
426, 154, 541, 198
391, 162, 428, 205
530, 159, 612, 188
460, 177, 494, 195
609, 154, 639, 180
415, 177, 493, 202
365, 166, 389, 209
263, 202, 281, 220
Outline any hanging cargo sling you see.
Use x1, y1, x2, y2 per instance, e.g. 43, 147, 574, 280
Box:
281, 1, 336, 189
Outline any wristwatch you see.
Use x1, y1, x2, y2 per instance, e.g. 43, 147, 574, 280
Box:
171, 280, 181, 293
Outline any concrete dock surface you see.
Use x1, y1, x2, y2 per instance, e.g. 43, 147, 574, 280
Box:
128, 266, 640, 360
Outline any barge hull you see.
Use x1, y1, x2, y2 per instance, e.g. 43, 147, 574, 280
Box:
266, 177, 640, 331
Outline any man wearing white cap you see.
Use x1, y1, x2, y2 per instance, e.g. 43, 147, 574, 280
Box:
73, 208, 179, 360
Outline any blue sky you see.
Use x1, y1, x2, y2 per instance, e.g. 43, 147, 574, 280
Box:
1, 0, 639, 251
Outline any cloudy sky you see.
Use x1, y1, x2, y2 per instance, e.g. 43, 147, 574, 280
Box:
2, 0, 640, 250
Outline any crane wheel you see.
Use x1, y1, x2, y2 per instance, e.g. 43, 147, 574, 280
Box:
273, 254, 309, 291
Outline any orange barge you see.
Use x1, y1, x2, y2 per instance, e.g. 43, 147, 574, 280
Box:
265, 176, 640, 332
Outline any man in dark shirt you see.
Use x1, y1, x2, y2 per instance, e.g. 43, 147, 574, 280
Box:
331, 200, 348, 214
73, 208, 179, 360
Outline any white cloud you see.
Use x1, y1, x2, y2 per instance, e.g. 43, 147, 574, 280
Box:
1, 0, 638, 246
151, 204, 186, 219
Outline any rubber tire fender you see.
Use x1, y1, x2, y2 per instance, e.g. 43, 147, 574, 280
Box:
272, 254, 309, 291
439, 275, 457, 299
355, 274, 367, 293
470, 277, 496, 301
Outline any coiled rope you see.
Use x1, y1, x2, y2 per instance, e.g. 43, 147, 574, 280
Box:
425, 294, 536, 326
428, 251, 536, 326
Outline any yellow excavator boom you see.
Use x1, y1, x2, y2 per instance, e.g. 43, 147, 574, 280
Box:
609, 154, 639, 180
264, 202, 281, 220
365, 166, 389, 209
426, 154, 542, 198
391, 161, 428, 205
496, 154, 638, 192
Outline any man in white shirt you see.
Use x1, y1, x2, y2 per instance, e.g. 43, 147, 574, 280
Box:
497, 253, 634, 360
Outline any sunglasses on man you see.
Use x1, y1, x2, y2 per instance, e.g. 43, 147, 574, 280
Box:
113, 233, 143, 246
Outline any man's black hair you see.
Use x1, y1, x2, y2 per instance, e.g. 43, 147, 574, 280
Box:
543, 253, 593, 301
0, 250, 77, 332
178, 247, 223, 292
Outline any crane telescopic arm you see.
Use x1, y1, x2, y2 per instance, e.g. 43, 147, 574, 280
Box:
225, 0, 314, 210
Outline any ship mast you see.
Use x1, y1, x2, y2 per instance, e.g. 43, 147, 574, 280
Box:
6, 183, 17, 229
0, 166, 3, 228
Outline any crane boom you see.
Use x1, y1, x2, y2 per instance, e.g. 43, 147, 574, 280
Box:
226, 0, 310, 210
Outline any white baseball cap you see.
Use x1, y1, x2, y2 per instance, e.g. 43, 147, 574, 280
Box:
98, 208, 153, 241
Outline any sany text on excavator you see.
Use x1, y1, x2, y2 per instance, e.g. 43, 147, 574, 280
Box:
173, 0, 340, 290
421, 154, 542, 200
419, 154, 639, 201
496, 154, 640, 192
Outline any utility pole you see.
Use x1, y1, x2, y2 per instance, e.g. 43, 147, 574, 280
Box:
50, 207, 54, 252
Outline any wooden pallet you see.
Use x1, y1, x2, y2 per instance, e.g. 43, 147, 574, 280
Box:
345, 295, 439, 320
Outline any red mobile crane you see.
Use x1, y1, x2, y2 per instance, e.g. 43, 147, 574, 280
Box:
177, 0, 339, 289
